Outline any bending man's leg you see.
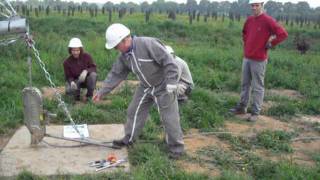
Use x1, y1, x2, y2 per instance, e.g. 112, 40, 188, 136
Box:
122, 86, 153, 144
157, 92, 184, 154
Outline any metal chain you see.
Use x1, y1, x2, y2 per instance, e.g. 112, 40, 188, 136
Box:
24, 33, 84, 138
0, 0, 83, 138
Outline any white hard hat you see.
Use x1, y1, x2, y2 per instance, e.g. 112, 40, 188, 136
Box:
68, 38, 83, 48
165, 45, 174, 54
249, 0, 265, 4
105, 23, 130, 49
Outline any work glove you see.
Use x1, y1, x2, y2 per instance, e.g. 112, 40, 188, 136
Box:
166, 84, 177, 93
70, 81, 77, 90
78, 69, 88, 83
177, 84, 187, 95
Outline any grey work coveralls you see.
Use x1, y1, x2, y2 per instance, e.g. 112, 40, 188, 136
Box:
97, 36, 184, 153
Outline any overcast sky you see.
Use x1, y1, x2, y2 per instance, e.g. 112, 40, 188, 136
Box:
66, 0, 319, 8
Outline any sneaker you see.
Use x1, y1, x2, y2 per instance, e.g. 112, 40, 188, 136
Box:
169, 152, 185, 160
229, 105, 246, 115
247, 114, 259, 122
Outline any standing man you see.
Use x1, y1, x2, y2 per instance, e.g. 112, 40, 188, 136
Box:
165, 45, 194, 103
93, 23, 184, 159
63, 37, 97, 102
229, 0, 288, 121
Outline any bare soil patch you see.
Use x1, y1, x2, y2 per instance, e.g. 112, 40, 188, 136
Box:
178, 114, 320, 174
266, 89, 304, 100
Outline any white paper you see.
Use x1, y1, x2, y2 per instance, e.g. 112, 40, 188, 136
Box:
63, 124, 89, 138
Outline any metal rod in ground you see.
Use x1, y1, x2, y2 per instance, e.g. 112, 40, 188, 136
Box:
45, 133, 119, 149
27, 56, 32, 86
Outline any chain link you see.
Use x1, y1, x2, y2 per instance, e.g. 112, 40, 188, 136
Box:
25, 33, 84, 138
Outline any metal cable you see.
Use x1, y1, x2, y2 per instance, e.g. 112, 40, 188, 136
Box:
41, 139, 89, 148
0, 0, 21, 46
0, 11, 10, 18
0, 37, 19, 46
0, 1, 13, 17
4, 0, 16, 15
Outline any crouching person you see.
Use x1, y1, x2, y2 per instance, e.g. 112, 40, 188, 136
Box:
63, 37, 97, 102
93, 23, 184, 159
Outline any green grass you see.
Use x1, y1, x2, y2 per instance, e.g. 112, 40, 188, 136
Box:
255, 130, 296, 153
1, 11, 320, 179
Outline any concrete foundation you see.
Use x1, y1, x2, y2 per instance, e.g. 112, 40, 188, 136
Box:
0, 124, 129, 177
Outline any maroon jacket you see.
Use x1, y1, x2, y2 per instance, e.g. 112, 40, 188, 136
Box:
63, 52, 97, 83
242, 13, 288, 61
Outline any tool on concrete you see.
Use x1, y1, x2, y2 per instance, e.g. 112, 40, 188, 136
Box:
95, 159, 127, 171
88, 154, 126, 171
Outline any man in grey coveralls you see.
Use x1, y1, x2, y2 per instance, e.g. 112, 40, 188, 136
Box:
93, 23, 184, 159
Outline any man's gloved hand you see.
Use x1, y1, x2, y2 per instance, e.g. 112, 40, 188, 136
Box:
177, 84, 187, 95
166, 84, 177, 93
70, 81, 77, 90
78, 69, 88, 83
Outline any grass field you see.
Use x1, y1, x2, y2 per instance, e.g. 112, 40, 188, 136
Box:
0, 11, 320, 179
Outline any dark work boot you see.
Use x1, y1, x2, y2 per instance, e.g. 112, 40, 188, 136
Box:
169, 151, 185, 160
112, 136, 132, 148
229, 104, 247, 115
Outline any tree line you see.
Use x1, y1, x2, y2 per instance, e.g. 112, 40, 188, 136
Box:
2, 0, 320, 28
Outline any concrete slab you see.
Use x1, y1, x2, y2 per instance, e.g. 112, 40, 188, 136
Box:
0, 124, 129, 177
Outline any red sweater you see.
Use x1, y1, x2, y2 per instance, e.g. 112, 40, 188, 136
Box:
242, 13, 288, 61
63, 52, 97, 83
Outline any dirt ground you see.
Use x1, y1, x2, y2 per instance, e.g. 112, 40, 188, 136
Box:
176, 89, 320, 176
